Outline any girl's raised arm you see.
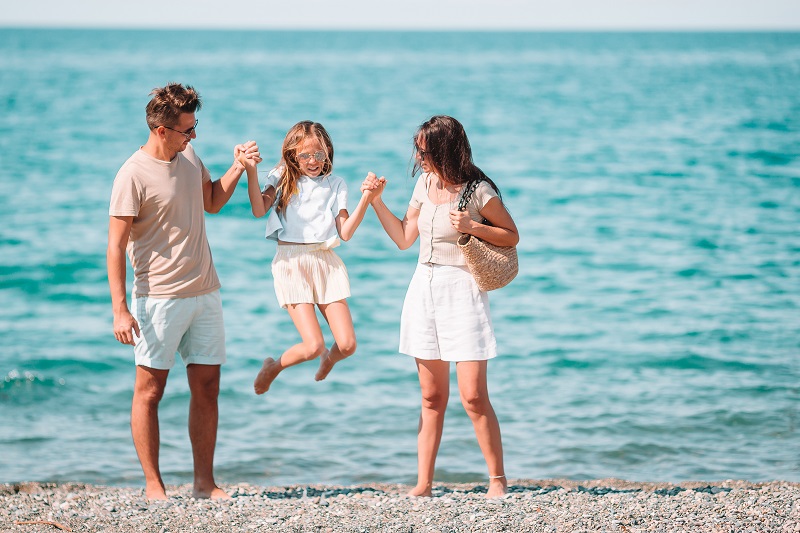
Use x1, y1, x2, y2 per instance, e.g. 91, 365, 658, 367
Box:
239, 155, 276, 218
337, 173, 382, 241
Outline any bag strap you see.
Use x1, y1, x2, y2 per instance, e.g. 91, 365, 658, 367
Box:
457, 179, 482, 212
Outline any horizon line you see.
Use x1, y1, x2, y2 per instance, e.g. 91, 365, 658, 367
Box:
2, 25, 800, 32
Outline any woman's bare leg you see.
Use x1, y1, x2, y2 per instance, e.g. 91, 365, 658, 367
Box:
456, 360, 506, 498
409, 358, 450, 497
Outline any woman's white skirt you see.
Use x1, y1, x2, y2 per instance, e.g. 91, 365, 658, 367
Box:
399, 262, 497, 362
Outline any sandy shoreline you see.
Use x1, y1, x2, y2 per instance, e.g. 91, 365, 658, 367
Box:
2, 479, 798, 532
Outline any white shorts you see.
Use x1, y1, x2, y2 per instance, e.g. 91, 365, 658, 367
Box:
131, 290, 226, 370
399, 263, 497, 362
272, 243, 351, 308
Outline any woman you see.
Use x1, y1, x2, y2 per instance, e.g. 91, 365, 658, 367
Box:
363, 115, 519, 498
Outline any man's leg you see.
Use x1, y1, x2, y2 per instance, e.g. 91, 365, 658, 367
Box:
186, 363, 228, 499
131, 365, 170, 500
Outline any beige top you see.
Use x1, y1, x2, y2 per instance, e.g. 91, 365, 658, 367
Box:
109, 144, 221, 298
410, 173, 499, 266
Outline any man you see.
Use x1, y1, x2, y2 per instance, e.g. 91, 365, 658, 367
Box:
107, 82, 259, 500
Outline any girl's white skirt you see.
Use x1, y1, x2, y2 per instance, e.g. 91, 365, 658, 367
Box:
272, 243, 351, 308
399, 263, 497, 362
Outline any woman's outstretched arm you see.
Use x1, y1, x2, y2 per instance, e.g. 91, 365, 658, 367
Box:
370, 197, 421, 251
337, 173, 382, 241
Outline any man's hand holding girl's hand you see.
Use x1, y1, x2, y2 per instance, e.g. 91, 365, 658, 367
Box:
234, 140, 262, 169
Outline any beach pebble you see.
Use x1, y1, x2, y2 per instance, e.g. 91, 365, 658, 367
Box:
1, 479, 797, 532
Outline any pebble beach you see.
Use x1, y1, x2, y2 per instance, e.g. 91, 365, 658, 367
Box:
3, 479, 798, 532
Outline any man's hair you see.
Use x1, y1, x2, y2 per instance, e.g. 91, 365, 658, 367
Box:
145, 83, 202, 130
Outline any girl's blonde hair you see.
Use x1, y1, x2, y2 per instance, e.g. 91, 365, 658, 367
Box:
274, 121, 334, 213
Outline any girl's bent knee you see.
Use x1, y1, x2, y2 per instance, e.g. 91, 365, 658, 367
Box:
338, 338, 357, 357
304, 341, 327, 361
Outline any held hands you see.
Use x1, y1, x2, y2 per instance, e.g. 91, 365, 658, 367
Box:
234, 140, 262, 170
361, 172, 386, 203
449, 209, 476, 234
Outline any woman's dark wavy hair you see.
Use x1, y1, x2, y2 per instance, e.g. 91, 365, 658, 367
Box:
412, 115, 501, 199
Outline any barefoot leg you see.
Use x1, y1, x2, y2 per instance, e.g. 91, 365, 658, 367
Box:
255, 304, 326, 394
408, 359, 450, 497
187, 364, 229, 500
456, 361, 507, 498
315, 300, 356, 381
131, 366, 169, 500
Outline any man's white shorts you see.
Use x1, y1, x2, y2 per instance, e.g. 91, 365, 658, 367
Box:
131, 290, 226, 370
399, 263, 497, 362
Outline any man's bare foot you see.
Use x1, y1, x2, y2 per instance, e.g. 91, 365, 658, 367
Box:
407, 484, 432, 497
192, 485, 230, 499
314, 349, 334, 381
486, 477, 508, 498
254, 357, 281, 395
145, 483, 167, 500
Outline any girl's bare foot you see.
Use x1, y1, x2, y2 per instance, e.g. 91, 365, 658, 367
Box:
314, 349, 334, 381
254, 357, 281, 394
486, 476, 508, 498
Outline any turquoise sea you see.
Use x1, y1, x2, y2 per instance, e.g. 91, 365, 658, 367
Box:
1, 30, 798, 487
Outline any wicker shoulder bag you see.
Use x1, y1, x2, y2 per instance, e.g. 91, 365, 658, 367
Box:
456, 180, 519, 291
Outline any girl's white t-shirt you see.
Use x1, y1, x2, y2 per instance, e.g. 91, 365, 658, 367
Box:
262, 167, 348, 246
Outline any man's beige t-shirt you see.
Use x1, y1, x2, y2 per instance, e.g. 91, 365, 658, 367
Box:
109, 144, 221, 298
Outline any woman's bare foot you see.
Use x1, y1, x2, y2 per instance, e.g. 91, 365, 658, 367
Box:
192, 485, 230, 499
314, 349, 334, 381
407, 484, 433, 497
486, 477, 508, 498
254, 357, 281, 395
